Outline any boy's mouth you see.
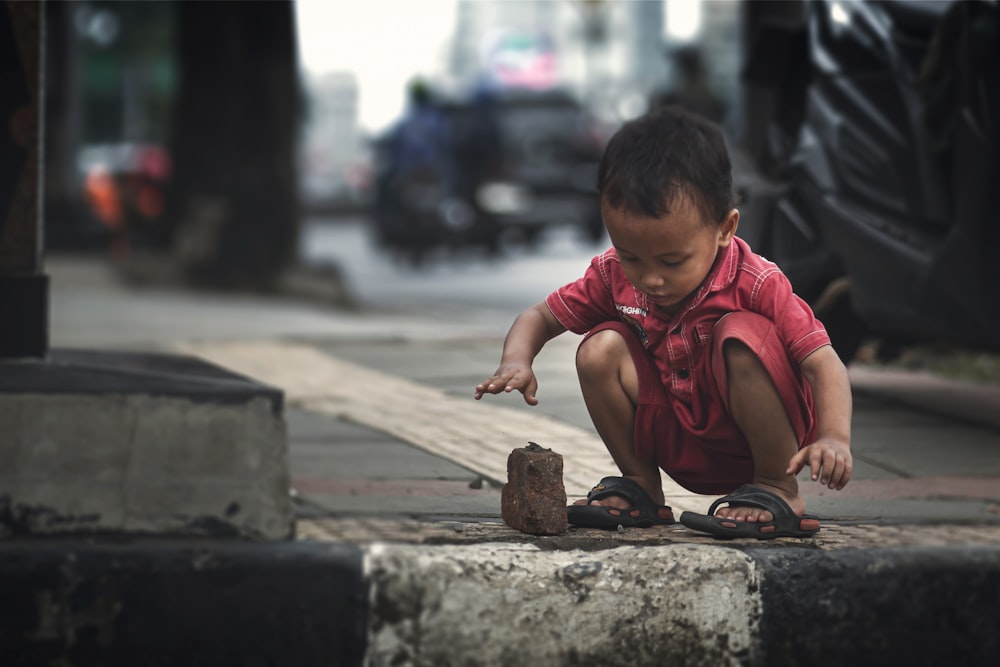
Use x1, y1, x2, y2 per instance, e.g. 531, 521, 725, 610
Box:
644, 292, 674, 305
645, 291, 691, 313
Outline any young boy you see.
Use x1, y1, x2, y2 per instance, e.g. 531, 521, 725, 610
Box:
474, 107, 852, 539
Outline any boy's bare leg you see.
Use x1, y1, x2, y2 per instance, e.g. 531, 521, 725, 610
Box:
575, 330, 665, 510
721, 339, 808, 524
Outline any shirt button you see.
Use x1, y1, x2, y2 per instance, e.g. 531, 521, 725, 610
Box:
671, 326, 681, 335
678, 368, 690, 379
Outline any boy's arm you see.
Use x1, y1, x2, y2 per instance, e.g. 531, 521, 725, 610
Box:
475, 301, 567, 405
790, 344, 853, 489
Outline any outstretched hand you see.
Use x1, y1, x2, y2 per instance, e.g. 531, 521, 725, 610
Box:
474, 363, 539, 405
786, 438, 852, 490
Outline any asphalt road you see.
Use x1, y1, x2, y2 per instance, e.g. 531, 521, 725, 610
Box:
299, 215, 608, 327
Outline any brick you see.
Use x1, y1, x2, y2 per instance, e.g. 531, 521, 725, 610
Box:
501, 442, 568, 535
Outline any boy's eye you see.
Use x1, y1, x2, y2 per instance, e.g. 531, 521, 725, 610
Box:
661, 258, 685, 267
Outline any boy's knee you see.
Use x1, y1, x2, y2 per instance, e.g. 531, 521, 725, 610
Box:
577, 329, 626, 375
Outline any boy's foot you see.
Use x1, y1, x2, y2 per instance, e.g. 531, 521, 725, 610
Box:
713, 481, 806, 524
678, 484, 820, 539
567, 476, 674, 529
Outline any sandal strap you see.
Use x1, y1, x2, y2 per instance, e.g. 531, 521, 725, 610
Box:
586, 477, 647, 507
707, 484, 797, 521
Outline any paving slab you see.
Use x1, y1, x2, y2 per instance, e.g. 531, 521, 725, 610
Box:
286, 407, 500, 519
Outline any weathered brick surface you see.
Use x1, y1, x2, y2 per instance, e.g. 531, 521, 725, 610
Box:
298, 517, 1000, 551
501, 443, 568, 535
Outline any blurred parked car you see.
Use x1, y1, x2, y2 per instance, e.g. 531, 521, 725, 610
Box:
480, 88, 608, 245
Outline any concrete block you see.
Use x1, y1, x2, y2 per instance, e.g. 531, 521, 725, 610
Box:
0, 350, 292, 540
501, 442, 568, 535
12, 395, 134, 483
1, 482, 127, 534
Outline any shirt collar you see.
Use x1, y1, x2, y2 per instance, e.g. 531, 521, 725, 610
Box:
674, 236, 742, 316
705, 236, 742, 295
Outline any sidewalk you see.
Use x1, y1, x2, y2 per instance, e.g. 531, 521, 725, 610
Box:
19, 254, 1000, 665
177, 337, 1000, 529
178, 339, 1000, 667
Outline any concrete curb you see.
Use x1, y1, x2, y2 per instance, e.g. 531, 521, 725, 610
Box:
365, 542, 760, 666
750, 545, 1000, 666
363, 541, 1000, 667
0, 540, 367, 667
3, 537, 998, 666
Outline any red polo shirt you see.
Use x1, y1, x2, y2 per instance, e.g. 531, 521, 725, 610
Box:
547, 236, 829, 396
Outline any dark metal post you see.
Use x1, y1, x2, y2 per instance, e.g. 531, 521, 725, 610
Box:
0, 1, 47, 358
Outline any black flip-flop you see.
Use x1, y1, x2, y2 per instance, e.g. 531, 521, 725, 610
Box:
567, 476, 675, 529
679, 484, 820, 539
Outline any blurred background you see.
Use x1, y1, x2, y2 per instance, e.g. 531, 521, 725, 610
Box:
46, 0, 743, 257
27, 0, 1000, 370
293, 0, 739, 217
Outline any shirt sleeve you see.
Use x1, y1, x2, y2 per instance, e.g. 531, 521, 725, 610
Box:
545, 251, 620, 334
751, 269, 832, 362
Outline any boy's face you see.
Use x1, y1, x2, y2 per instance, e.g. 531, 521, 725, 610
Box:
603, 194, 738, 313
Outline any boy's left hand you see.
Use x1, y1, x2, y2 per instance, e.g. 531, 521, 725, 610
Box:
786, 439, 852, 490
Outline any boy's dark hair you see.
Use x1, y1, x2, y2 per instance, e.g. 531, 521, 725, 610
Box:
597, 106, 736, 224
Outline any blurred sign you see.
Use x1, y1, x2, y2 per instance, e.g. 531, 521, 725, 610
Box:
483, 30, 557, 90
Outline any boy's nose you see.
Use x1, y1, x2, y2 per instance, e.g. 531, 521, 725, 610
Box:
642, 271, 665, 290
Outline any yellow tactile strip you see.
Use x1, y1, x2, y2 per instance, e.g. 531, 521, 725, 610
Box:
175, 340, 715, 513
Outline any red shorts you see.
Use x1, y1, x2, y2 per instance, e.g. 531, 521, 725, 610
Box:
581, 313, 818, 494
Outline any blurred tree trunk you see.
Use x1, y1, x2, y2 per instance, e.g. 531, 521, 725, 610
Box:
0, 0, 46, 358
166, 0, 300, 288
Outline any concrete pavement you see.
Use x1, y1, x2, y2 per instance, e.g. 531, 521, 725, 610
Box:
12, 252, 1000, 665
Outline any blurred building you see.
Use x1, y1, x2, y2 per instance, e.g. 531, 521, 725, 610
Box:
629, 0, 670, 98
299, 71, 369, 212
447, 0, 668, 123
697, 0, 742, 127
444, 0, 739, 124
292, 0, 743, 216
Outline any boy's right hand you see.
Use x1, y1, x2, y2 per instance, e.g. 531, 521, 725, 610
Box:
474, 363, 539, 405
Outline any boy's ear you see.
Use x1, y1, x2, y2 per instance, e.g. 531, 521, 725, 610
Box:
718, 209, 740, 246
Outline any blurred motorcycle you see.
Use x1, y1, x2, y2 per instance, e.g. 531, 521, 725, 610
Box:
370, 87, 608, 262
370, 91, 503, 263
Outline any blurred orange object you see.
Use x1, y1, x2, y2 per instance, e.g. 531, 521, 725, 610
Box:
84, 166, 123, 231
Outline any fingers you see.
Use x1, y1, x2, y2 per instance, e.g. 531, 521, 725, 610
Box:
785, 448, 808, 476
474, 379, 497, 400
825, 453, 852, 490
814, 449, 853, 490
475, 369, 539, 404
808, 447, 825, 482
789, 443, 853, 490
522, 376, 539, 406
474, 373, 514, 397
